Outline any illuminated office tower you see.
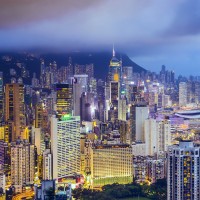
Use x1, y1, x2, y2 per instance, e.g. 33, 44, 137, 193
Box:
56, 84, 73, 118
0, 140, 9, 171
73, 75, 88, 116
179, 82, 187, 107
109, 81, 119, 121
11, 140, 35, 193
86, 144, 133, 188
168, 140, 200, 200
108, 47, 121, 82
0, 122, 12, 143
0, 72, 4, 121
80, 92, 96, 121
5, 83, 26, 140
119, 120, 129, 144
127, 84, 138, 103
51, 115, 80, 179
35, 102, 43, 128
118, 99, 126, 121
129, 102, 149, 143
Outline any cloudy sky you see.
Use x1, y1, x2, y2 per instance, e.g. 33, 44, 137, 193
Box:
0, 0, 200, 75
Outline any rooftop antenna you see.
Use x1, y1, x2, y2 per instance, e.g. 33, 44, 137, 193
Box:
112, 44, 115, 57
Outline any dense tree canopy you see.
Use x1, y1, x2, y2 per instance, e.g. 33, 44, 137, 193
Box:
72, 179, 167, 200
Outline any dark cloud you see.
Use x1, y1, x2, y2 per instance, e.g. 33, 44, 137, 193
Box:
0, 0, 101, 28
0, 0, 200, 76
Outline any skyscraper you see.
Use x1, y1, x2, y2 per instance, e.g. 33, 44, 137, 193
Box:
11, 140, 35, 193
179, 82, 187, 107
168, 140, 200, 200
56, 83, 73, 118
51, 115, 80, 179
129, 102, 149, 143
0, 72, 4, 121
109, 81, 119, 121
144, 118, 171, 156
73, 75, 88, 116
108, 47, 121, 82
5, 83, 26, 140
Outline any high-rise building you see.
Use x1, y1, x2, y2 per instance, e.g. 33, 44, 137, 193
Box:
108, 47, 121, 82
51, 115, 80, 179
144, 119, 171, 156
86, 64, 94, 79
179, 82, 187, 107
0, 140, 9, 172
168, 140, 200, 200
35, 102, 43, 128
0, 72, 4, 121
56, 84, 73, 118
40, 59, 46, 88
11, 140, 35, 193
73, 75, 88, 116
43, 149, 52, 180
194, 82, 200, 104
109, 81, 119, 121
118, 99, 126, 121
66, 57, 74, 79
85, 144, 133, 188
146, 159, 166, 184
123, 66, 133, 81
5, 83, 26, 140
75, 64, 85, 75
119, 120, 128, 144
129, 102, 149, 143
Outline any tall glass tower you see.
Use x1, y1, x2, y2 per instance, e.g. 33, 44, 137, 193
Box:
108, 47, 121, 82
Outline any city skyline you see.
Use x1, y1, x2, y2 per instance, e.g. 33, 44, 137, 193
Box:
1, 1, 200, 199
0, 0, 200, 76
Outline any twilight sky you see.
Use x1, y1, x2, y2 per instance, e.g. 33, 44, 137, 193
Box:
0, 0, 200, 76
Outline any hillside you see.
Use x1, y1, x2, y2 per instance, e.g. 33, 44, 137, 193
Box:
0, 52, 146, 84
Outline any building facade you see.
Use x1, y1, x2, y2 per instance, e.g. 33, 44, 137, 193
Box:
168, 140, 200, 200
51, 115, 80, 179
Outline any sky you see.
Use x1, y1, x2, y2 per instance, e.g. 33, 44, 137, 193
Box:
0, 0, 200, 76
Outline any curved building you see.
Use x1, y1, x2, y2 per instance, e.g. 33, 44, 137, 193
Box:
175, 109, 200, 119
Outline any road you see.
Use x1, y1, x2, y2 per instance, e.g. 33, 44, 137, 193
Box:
12, 190, 34, 200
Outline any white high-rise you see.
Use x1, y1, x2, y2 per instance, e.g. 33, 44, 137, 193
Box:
51, 115, 80, 179
144, 119, 171, 156
43, 149, 52, 180
135, 106, 149, 142
168, 140, 200, 200
179, 82, 187, 107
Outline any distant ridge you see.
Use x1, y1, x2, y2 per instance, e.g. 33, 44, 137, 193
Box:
0, 52, 146, 84
42, 52, 146, 79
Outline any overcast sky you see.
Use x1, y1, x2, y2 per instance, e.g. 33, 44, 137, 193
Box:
0, 0, 200, 76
